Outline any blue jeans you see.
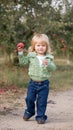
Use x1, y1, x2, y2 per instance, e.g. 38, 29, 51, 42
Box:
24, 79, 49, 122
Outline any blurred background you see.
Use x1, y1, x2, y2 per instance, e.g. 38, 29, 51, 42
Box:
0, 0, 73, 92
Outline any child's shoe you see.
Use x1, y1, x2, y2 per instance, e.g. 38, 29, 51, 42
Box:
23, 115, 30, 121
37, 120, 45, 124
23, 110, 35, 121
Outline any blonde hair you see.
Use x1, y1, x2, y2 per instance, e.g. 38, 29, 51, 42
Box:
30, 33, 51, 54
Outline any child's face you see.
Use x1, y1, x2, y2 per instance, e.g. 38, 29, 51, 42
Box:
35, 42, 47, 55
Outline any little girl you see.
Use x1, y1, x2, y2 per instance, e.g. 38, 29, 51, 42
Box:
17, 33, 56, 124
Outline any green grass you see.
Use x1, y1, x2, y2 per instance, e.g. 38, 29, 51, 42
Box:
50, 59, 73, 91
0, 59, 73, 91
50, 66, 73, 91
0, 64, 29, 89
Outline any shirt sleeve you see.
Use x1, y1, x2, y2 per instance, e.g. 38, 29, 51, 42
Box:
48, 58, 56, 71
18, 51, 29, 65
46, 55, 56, 71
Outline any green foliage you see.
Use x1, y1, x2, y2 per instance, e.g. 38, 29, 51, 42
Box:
0, 0, 73, 62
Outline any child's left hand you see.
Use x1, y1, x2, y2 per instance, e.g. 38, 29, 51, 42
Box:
42, 59, 48, 66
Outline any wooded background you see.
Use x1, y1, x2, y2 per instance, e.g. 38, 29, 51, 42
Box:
0, 0, 73, 64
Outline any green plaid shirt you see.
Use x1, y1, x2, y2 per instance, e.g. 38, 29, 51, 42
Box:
18, 52, 56, 81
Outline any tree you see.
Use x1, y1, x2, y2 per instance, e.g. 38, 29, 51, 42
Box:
0, 0, 73, 63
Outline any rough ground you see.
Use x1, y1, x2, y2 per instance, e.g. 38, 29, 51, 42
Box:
0, 89, 73, 130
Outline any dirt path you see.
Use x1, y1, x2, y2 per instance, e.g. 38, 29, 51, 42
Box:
0, 89, 73, 130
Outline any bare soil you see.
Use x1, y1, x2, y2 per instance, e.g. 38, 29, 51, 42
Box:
0, 89, 73, 130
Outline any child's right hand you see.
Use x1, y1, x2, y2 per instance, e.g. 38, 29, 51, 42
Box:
42, 59, 49, 66
17, 42, 24, 52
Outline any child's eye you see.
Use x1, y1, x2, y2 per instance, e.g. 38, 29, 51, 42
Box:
42, 45, 46, 47
37, 45, 40, 46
